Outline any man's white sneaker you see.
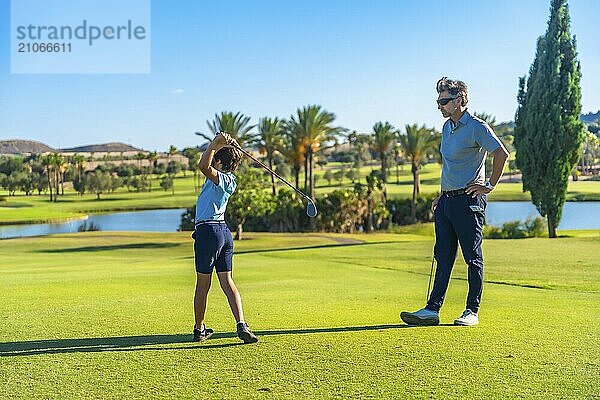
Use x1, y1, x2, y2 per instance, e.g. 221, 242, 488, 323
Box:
400, 307, 440, 326
454, 309, 479, 326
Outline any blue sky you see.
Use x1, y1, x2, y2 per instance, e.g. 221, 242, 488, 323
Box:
1, 0, 599, 151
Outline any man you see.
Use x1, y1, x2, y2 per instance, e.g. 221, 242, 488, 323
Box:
401, 77, 509, 326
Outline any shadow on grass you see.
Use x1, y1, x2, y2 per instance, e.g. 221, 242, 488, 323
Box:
34, 242, 181, 253
234, 241, 400, 255
0, 324, 454, 357
176, 241, 413, 260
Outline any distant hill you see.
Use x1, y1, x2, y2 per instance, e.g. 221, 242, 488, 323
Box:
60, 142, 142, 153
0, 139, 56, 154
581, 111, 600, 125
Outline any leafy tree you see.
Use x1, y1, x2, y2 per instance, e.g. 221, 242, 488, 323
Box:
226, 168, 272, 240
4, 171, 27, 196
86, 170, 111, 199
346, 168, 360, 183
333, 169, 345, 186
160, 175, 174, 194
361, 170, 387, 232
579, 129, 599, 175
514, 0, 585, 237
109, 175, 123, 193
73, 175, 86, 195
166, 161, 182, 176
153, 163, 167, 175
315, 189, 366, 233
0, 156, 26, 175
115, 164, 135, 178
323, 169, 334, 186
182, 147, 200, 180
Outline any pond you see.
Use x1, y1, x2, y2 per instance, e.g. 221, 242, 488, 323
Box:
0, 208, 187, 239
485, 201, 600, 230
0, 202, 598, 239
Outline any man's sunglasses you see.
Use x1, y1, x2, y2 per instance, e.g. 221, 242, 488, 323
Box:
437, 96, 458, 106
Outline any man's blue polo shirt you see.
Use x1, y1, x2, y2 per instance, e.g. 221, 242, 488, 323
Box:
440, 110, 503, 191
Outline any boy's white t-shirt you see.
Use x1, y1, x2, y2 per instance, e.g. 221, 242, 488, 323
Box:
195, 171, 237, 223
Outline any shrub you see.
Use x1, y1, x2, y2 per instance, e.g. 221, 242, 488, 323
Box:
483, 216, 547, 239
386, 193, 438, 225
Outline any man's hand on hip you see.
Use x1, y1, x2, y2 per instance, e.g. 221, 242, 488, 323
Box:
465, 184, 492, 197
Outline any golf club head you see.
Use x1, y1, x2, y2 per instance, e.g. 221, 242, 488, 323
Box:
306, 201, 318, 218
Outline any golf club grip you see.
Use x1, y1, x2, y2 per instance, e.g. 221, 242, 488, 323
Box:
231, 143, 312, 201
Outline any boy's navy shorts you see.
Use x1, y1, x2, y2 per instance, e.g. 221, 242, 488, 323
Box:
193, 222, 234, 274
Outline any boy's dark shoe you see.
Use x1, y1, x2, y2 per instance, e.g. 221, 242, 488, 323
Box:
193, 325, 214, 342
236, 322, 258, 344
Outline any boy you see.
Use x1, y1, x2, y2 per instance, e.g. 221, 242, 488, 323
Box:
192, 132, 258, 343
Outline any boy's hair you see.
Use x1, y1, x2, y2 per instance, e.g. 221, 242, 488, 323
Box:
213, 146, 242, 172
436, 77, 468, 106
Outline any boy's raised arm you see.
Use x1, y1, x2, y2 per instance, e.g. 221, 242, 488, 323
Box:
199, 133, 230, 185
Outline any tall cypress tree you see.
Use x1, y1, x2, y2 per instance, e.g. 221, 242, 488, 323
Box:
514, 0, 584, 238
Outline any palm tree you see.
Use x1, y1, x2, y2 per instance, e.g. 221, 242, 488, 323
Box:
287, 105, 343, 199
252, 117, 285, 195
72, 154, 86, 178
398, 124, 437, 222
41, 154, 54, 201
167, 145, 182, 176
134, 152, 146, 169
473, 112, 497, 127
278, 127, 305, 190
51, 153, 66, 201
168, 145, 178, 161
347, 131, 372, 169
370, 122, 398, 183
71, 154, 86, 193
146, 151, 158, 192
198, 111, 256, 147
191, 152, 202, 191
394, 145, 404, 184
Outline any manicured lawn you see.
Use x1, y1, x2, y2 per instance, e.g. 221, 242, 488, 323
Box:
1, 230, 598, 399
314, 162, 600, 201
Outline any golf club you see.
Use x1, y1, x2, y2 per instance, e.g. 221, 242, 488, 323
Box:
426, 250, 435, 302
195, 132, 318, 217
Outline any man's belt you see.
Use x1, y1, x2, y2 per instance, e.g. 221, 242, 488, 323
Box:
442, 188, 466, 197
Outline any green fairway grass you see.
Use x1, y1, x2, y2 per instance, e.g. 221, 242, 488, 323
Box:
1, 230, 598, 399
313, 163, 600, 201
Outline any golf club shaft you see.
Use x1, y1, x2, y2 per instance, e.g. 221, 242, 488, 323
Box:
426, 252, 435, 302
230, 143, 313, 202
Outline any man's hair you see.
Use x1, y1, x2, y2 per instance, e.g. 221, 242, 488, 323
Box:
436, 77, 468, 106
213, 146, 242, 172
